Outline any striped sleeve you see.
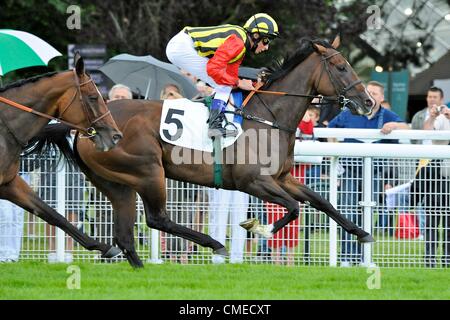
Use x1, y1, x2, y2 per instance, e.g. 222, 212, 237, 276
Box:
206, 34, 244, 86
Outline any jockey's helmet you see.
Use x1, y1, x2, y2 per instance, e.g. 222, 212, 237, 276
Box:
243, 13, 279, 38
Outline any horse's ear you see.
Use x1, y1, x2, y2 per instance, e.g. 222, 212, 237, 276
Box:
331, 35, 341, 49
312, 43, 327, 55
74, 52, 85, 76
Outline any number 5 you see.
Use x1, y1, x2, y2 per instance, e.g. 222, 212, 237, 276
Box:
163, 109, 184, 141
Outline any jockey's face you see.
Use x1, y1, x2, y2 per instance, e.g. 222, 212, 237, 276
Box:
251, 33, 270, 54
255, 39, 269, 54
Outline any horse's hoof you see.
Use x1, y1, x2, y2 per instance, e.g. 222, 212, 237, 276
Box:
101, 246, 122, 258
214, 247, 229, 257
240, 218, 273, 238
239, 218, 258, 230
359, 234, 376, 243
132, 261, 144, 269
255, 224, 274, 239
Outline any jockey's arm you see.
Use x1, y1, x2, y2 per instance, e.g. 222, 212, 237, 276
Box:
206, 34, 244, 87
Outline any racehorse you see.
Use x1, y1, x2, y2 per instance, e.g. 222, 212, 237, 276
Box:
30, 36, 376, 267
0, 53, 123, 259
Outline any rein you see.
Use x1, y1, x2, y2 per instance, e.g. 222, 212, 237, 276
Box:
237, 51, 362, 133
0, 69, 110, 139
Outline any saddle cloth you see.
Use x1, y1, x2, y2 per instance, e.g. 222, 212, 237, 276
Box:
159, 94, 244, 152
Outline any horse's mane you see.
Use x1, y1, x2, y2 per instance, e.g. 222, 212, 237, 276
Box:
0, 71, 58, 93
265, 38, 333, 86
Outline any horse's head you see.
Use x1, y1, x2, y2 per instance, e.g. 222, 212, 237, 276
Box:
56, 53, 123, 151
311, 36, 374, 116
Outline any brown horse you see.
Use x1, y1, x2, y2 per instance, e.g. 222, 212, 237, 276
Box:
0, 53, 123, 259
31, 37, 376, 267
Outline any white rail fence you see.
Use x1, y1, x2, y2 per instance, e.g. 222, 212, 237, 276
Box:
2, 129, 449, 268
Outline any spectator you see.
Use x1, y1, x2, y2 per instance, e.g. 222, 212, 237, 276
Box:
108, 84, 133, 100
411, 86, 447, 237
302, 106, 322, 188
0, 172, 30, 263
412, 94, 450, 268
208, 189, 249, 264
328, 80, 409, 267
166, 13, 280, 138
411, 86, 444, 144
160, 83, 183, 100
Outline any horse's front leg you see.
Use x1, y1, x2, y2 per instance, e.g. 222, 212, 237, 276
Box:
238, 176, 300, 238
0, 175, 121, 257
277, 174, 375, 243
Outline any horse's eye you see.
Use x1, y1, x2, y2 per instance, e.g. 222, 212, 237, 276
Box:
337, 65, 346, 72
88, 95, 98, 101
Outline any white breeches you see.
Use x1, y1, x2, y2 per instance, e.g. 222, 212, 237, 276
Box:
166, 31, 232, 102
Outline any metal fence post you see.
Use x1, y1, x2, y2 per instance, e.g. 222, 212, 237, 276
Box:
148, 229, 163, 264
361, 157, 375, 267
56, 159, 66, 263
329, 156, 338, 266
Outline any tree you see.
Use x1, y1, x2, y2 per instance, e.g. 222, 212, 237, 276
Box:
1, 0, 443, 83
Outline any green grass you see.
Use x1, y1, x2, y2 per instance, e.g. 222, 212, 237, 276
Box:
0, 262, 448, 300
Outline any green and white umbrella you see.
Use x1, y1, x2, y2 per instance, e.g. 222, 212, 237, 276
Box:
0, 29, 62, 76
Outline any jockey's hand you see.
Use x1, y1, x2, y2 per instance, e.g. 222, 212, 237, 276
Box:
238, 79, 256, 91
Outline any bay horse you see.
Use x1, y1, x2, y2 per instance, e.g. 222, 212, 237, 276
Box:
0, 53, 123, 259
31, 37, 376, 267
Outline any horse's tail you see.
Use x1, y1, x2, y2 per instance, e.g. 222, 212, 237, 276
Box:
24, 123, 80, 168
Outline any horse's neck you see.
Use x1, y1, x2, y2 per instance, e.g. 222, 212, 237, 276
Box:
1, 72, 73, 144
248, 59, 317, 133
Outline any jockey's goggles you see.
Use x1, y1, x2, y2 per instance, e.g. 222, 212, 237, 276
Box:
261, 37, 271, 45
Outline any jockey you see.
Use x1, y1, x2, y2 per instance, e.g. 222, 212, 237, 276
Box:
166, 13, 279, 138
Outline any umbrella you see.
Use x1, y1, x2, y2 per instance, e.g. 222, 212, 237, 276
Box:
99, 54, 199, 100
0, 29, 62, 77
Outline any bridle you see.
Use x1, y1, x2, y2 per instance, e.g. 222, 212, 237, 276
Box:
0, 69, 112, 143
228, 50, 365, 133
313, 51, 362, 110
56, 69, 112, 137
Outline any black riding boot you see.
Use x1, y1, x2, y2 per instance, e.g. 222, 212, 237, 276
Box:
207, 99, 238, 138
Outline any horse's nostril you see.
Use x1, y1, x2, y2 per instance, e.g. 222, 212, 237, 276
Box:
113, 133, 123, 144
365, 99, 373, 107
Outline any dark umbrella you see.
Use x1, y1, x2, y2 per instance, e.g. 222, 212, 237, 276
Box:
99, 54, 198, 99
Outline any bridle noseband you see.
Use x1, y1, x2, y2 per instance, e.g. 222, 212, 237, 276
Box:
314, 51, 362, 110
58, 69, 112, 137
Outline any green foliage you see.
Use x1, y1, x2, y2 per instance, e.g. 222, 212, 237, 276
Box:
0, 1, 440, 82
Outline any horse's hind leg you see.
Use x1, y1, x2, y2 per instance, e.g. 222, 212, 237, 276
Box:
83, 172, 144, 268
278, 174, 374, 243
0, 175, 121, 258
137, 170, 228, 257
